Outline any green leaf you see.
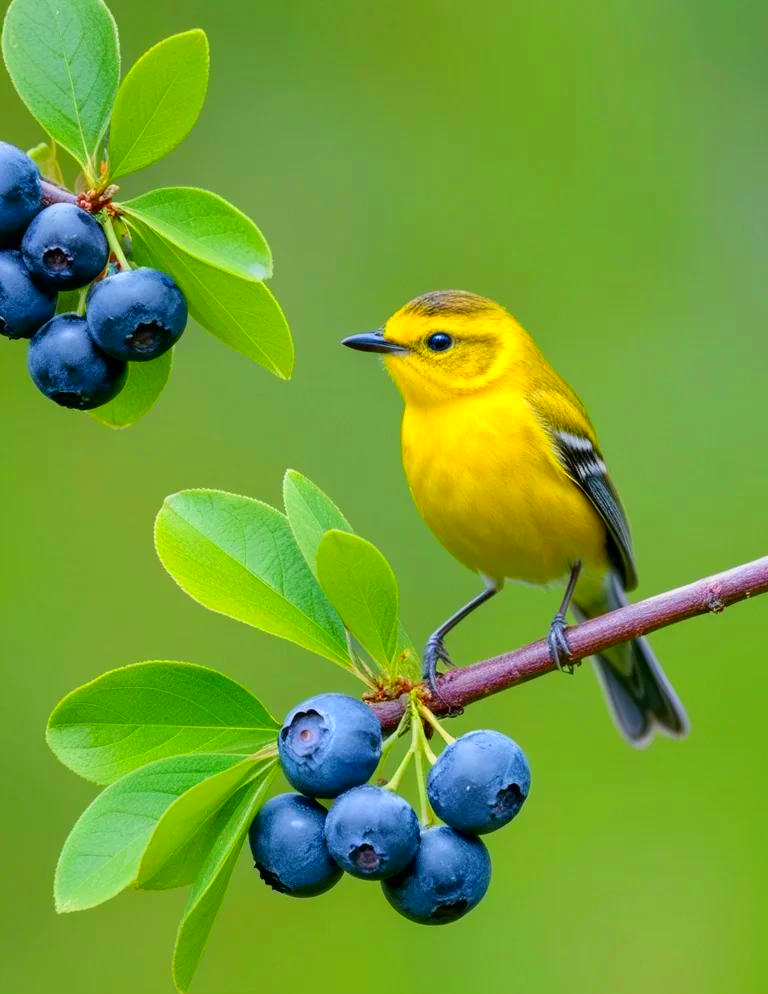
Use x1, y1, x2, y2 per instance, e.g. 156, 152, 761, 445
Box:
46, 660, 278, 785
87, 349, 172, 429
173, 769, 275, 993
284, 473, 418, 677
283, 470, 352, 576
122, 188, 271, 281
108, 31, 209, 180
155, 490, 350, 667
137, 754, 266, 889
126, 220, 293, 379
316, 530, 400, 671
2, 0, 119, 172
54, 753, 245, 913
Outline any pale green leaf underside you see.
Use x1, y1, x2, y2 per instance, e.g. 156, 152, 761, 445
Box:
173, 769, 275, 993
316, 530, 400, 670
2, 0, 119, 170
127, 220, 293, 378
88, 349, 172, 429
54, 753, 245, 913
108, 30, 209, 180
155, 490, 350, 666
47, 660, 278, 785
137, 754, 265, 888
122, 187, 272, 281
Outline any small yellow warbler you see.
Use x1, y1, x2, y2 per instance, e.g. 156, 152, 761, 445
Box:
343, 290, 687, 746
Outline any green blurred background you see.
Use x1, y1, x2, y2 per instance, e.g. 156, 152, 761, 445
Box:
2, 0, 767, 990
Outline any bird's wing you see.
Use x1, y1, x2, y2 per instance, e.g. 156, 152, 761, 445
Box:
529, 387, 638, 591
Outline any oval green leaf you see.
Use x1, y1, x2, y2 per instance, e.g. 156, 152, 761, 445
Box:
316, 530, 400, 671
54, 753, 245, 913
122, 187, 271, 281
108, 30, 209, 180
88, 349, 172, 429
173, 770, 275, 993
2, 0, 119, 171
155, 490, 350, 667
283, 470, 352, 576
46, 660, 278, 785
127, 220, 293, 378
137, 755, 268, 889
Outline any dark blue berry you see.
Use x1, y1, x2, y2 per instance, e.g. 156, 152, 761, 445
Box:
278, 693, 382, 799
427, 729, 531, 835
382, 826, 491, 924
22, 203, 108, 290
28, 314, 127, 410
86, 267, 187, 361
324, 785, 420, 880
0, 249, 56, 339
249, 793, 342, 897
0, 142, 42, 244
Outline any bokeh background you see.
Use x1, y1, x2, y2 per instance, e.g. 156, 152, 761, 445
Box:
2, 0, 767, 991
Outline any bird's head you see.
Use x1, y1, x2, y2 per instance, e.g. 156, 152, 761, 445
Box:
342, 290, 529, 404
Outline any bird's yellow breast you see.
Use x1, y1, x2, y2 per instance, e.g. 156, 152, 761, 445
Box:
401, 388, 608, 586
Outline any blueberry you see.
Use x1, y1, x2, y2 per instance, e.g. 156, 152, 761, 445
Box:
278, 693, 382, 798
427, 729, 531, 835
86, 267, 187, 361
0, 250, 56, 339
28, 314, 127, 410
382, 826, 491, 924
248, 793, 342, 897
0, 142, 42, 244
324, 785, 420, 880
22, 203, 108, 290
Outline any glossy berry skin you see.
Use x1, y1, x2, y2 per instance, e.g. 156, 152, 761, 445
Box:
0, 142, 42, 244
278, 693, 382, 799
86, 267, 187, 361
248, 793, 342, 897
22, 203, 108, 290
382, 826, 491, 925
28, 314, 127, 410
427, 729, 531, 835
324, 785, 420, 880
0, 250, 56, 339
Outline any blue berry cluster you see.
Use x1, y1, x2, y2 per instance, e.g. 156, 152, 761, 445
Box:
0, 142, 187, 410
249, 692, 531, 925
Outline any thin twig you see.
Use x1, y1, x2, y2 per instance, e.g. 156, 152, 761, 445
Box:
370, 556, 768, 732
40, 179, 78, 206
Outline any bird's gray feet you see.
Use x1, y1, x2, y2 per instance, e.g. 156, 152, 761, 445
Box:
422, 633, 455, 694
547, 612, 576, 674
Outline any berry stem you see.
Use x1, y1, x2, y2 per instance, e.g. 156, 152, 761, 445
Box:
76, 287, 88, 317
418, 704, 456, 746
383, 743, 413, 792
413, 747, 431, 826
102, 215, 131, 271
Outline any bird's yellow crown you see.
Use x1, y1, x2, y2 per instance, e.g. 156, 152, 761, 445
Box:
382, 289, 537, 404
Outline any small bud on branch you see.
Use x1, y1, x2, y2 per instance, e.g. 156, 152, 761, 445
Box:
370, 556, 768, 732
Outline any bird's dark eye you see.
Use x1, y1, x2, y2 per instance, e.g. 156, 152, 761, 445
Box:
426, 332, 453, 352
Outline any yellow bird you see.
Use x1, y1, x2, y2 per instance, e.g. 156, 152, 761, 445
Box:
343, 290, 688, 746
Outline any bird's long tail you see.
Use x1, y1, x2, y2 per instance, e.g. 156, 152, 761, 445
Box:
573, 572, 689, 747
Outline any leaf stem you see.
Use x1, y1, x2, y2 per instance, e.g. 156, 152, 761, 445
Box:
103, 215, 131, 271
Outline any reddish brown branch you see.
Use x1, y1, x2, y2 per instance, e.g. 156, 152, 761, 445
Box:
40, 178, 77, 206
371, 557, 768, 732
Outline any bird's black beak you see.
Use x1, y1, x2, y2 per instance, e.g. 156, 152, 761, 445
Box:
341, 330, 408, 354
